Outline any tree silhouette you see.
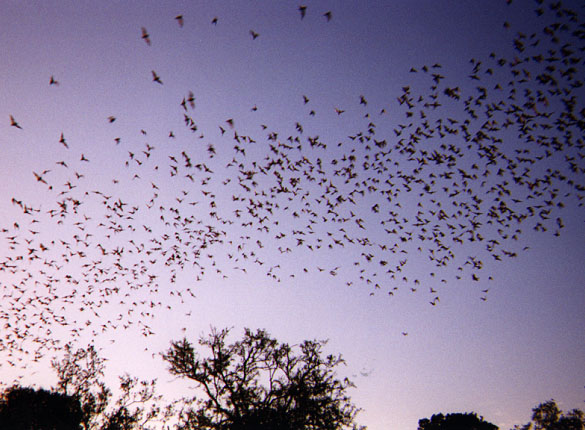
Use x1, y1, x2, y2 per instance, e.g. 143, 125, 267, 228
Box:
512, 399, 584, 430
418, 412, 498, 430
0, 385, 83, 430
52, 344, 111, 429
51, 344, 172, 430
163, 327, 364, 430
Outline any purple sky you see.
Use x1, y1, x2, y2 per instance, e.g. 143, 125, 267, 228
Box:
1, 1, 584, 429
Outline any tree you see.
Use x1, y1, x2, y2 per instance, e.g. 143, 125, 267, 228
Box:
163, 327, 364, 430
51, 344, 172, 430
52, 344, 111, 429
512, 400, 584, 430
418, 412, 498, 430
0, 385, 83, 430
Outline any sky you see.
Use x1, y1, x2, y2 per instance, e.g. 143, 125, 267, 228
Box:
1, 1, 584, 429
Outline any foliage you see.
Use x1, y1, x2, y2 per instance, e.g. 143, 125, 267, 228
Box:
163, 327, 364, 430
512, 400, 584, 430
51, 344, 173, 430
418, 412, 498, 430
52, 344, 111, 429
0, 385, 83, 430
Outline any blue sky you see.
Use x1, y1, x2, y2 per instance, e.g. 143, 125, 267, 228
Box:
1, 1, 584, 429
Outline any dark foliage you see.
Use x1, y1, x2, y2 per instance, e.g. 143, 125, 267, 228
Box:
418, 412, 498, 430
163, 327, 364, 430
0, 385, 83, 430
51, 344, 171, 430
512, 400, 584, 430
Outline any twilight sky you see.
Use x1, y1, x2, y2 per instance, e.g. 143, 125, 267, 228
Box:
1, 1, 584, 429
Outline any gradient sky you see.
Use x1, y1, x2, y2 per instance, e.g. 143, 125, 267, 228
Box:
1, 1, 584, 429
